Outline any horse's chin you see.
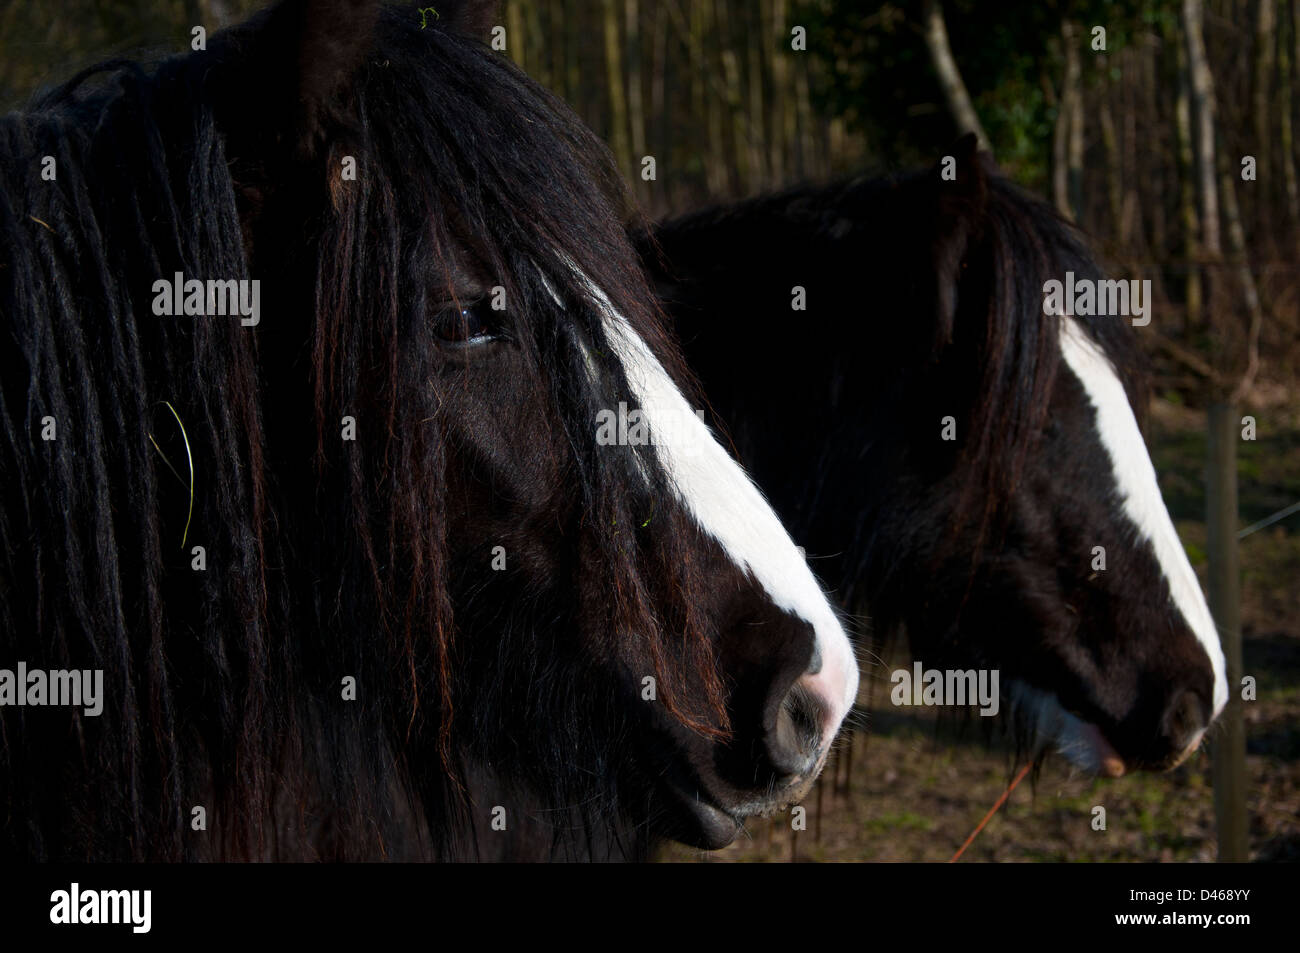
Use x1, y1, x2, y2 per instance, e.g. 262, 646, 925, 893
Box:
1010, 680, 1128, 777
661, 781, 743, 849
664, 768, 824, 850
682, 799, 744, 850
1014, 680, 1215, 777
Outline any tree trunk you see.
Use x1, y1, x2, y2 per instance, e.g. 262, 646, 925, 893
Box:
718, 9, 751, 192
1254, 0, 1276, 239
1098, 59, 1125, 243
1053, 39, 1071, 218
829, 115, 846, 176
524, 1, 546, 87
1147, 38, 1168, 257
1123, 47, 1140, 245
1217, 135, 1265, 402
1175, 28, 1203, 338
1054, 20, 1083, 220
769, 0, 790, 185
1184, 0, 1249, 865
651, 2, 669, 212
506, 0, 525, 71
1067, 25, 1085, 222
625, 0, 646, 164
550, 0, 566, 100
689, 0, 726, 193
1280, 3, 1300, 244
565, 0, 581, 108
1185, 0, 1222, 259
746, 0, 767, 189
795, 48, 813, 179
1207, 403, 1249, 862
601, 0, 632, 178
663, 0, 731, 196
921, 0, 991, 152
811, 55, 833, 178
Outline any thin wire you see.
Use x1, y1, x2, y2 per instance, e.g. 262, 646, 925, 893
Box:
949, 762, 1033, 863
1237, 500, 1300, 539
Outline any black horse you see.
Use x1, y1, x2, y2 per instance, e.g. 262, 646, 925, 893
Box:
0, 0, 857, 860
638, 139, 1226, 777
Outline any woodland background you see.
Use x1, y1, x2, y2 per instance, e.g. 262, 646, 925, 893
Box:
4, 0, 1297, 410
2, 0, 1296, 862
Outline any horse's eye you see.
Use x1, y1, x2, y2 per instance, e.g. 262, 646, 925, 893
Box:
433, 301, 495, 345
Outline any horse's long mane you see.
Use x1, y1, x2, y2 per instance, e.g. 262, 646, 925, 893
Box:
1, 4, 721, 861
932, 171, 1148, 567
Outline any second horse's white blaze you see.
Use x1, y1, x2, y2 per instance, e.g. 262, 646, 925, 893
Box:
1058, 316, 1228, 716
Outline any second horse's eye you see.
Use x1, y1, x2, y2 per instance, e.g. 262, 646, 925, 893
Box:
433, 302, 494, 345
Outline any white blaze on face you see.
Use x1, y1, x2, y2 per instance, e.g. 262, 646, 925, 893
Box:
583, 283, 859, 740
1058, 317, 1228, 716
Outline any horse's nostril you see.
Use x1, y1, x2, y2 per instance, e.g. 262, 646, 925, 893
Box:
1162, 689, 1208, 753
766, 684, 823, 778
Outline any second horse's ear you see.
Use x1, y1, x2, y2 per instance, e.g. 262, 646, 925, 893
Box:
926, 134, 992, 351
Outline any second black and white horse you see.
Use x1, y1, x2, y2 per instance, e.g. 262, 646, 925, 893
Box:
638, 139, 1227, 776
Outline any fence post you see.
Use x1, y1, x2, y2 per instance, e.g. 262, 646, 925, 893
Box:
1206, 401, 1248, 861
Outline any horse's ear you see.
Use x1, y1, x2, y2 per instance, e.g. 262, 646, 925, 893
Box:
293, 0, 383, 154
211, 0, 383, 257
434, 0, 500, 37
213, 0, 382, 168
927, 134, 992, 349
